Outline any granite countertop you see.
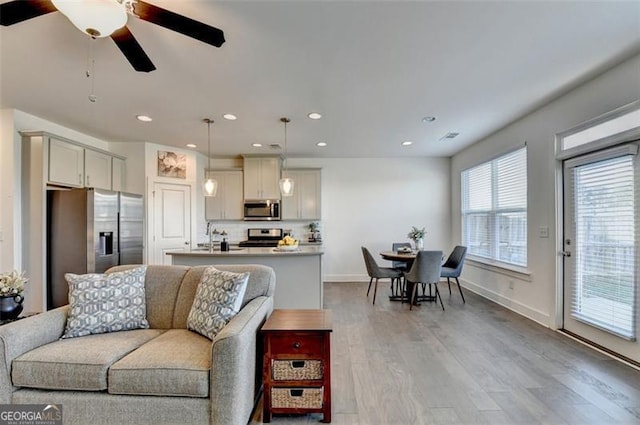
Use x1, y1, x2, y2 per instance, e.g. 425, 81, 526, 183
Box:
168, 245, 324, 257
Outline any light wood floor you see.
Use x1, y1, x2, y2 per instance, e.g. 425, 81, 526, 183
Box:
251, 282, 640, 425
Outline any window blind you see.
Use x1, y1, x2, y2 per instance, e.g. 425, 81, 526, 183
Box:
568, 154, 637, 340
462, 147, 527, 267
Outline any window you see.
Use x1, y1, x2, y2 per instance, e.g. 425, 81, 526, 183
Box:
462, 147, 527, 267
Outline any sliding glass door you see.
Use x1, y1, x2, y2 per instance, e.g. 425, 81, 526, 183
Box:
562, 144, 639, 362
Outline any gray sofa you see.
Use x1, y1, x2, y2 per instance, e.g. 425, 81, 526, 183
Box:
0, 264, 275, 425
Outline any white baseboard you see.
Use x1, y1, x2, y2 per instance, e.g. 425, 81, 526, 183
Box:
324, 274, 369, 282
460, 278, 551, 328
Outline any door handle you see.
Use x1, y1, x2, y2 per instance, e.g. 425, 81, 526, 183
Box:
184, 241, 190, 245
561, 251, 571, 257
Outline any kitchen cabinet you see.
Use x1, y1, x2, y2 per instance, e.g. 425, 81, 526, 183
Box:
282, 169, 321, 220
48, 138, 85, 187
47, 136, 124, 190
112, 157, 125, 192
85, 149, 112, 190
243, 156, 281, 199
204, 170, 244, 220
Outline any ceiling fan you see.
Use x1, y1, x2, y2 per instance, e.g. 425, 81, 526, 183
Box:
0, 0, 225, 72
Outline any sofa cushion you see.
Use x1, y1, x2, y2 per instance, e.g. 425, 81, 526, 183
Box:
62, 266, 149, 339
187, 267, 249, 340
107, 265, 190, 329
108, 329, 212, 397
12, 329, 164, 391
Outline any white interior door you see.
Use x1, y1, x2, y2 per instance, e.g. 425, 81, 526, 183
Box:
152, 183, 191, 265
562, 143, 639, 363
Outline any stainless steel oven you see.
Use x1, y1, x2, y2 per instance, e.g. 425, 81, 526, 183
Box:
243, 199, 280, 221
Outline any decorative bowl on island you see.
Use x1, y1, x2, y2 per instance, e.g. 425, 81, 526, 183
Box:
277, 236, 299, 251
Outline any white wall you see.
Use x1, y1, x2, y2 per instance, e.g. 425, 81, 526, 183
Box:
288, 157, 451, 281
451, 54, 640, 328
0, 109, 20, 272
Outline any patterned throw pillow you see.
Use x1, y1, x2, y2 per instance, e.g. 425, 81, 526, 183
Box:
61, 266, 149, 339
187, 267, 250, 340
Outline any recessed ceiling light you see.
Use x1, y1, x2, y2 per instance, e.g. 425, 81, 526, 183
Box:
252, 143, 263, 147
223, 114, 237, 121
401, 141, 413, 146
316, 142, 327, 147
186, 143, 197, 148
136, 115, 152, 122
421, 116, 436, 123
307, 112, 322, 120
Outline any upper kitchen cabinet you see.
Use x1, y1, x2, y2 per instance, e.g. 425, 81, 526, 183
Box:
282, 169, 321, 220
112, 157, 125, 192
48, 137, 85, 187
84, 149, 112, 190
243, 156, 281, 199
27, 132, 125, 191
204, 170, 244, 220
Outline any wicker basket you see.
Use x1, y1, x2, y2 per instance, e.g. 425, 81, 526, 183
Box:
271, 387, 323, 409
272, 360, 323, 381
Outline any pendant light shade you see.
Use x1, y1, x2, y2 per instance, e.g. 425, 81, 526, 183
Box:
279, 117, 294, 197
279, 177, 294, 197
203, 118, 218, 197
51, 0, 127, 38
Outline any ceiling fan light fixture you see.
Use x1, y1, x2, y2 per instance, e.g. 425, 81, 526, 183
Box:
52, 0, 127, 38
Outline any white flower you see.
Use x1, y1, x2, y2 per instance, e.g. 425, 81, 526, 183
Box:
0, 270, 28, 296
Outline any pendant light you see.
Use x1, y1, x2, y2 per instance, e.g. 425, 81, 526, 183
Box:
203, 118, 218, 197
279, 117, 294, 197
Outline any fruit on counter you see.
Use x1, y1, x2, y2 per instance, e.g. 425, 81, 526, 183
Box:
278, 235, 298, 246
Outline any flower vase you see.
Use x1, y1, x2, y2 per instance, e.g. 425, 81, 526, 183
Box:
0, 294, 24, 320
416, 238, 424, 251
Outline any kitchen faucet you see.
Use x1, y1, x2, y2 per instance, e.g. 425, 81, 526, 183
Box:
206, 222, 219, 253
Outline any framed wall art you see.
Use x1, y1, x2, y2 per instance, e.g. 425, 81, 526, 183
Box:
157, 151, 186, 179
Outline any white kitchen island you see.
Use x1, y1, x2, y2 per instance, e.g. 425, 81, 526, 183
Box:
167, 246, 324, 309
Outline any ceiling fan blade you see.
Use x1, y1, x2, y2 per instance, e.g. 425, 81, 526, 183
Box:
0, 0, 57, 26
132, 0, 225, 48
111, 26, 156, 73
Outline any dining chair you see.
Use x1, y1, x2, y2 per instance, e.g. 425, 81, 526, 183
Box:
361, 247, 403, 304
391, 242, 412, 271
440, 246, 467, 303
404, 250, 444, 310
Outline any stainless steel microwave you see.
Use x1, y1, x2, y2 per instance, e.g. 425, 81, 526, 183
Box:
243, 199, 280, 221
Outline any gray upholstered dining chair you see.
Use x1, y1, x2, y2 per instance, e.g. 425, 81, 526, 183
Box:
404, 250, 444, 310
361, 246, 403, 305
441, 246, 467, 303
391, 242, 412, 272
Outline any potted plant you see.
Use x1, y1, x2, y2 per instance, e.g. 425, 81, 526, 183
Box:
0, 270, 27, 320
407, 226, 426, 251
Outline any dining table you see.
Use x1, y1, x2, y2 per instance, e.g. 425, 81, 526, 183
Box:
379, 250, 438, 305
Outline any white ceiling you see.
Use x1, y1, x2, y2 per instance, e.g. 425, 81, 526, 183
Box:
1, 1, 639, 158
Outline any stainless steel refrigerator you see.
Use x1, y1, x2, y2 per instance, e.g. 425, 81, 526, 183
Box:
47, 188, 144, 309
